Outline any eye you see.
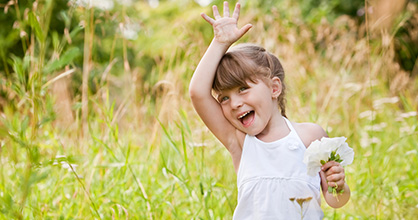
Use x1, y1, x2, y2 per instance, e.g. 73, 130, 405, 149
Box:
219, 96, 229, 103
239, 87, 248, 92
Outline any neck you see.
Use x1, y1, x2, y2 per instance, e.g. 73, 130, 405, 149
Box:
256, 112, 290, 142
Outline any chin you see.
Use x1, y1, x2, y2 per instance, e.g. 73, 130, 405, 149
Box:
243, 128, 262, 136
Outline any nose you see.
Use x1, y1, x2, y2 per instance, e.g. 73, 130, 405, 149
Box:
230, 94, 243, 109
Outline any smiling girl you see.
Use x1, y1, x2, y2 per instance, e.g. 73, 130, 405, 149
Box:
189, 2, 351, 219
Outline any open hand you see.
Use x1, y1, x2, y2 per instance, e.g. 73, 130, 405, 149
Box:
321, 161, 346, 193
201, 1, 252, 46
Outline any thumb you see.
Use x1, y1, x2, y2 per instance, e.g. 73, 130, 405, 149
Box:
238, 23, 252, 38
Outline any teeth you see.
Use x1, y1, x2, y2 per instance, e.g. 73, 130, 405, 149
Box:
238, 111, 251, 119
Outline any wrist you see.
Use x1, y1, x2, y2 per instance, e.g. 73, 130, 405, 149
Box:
211, 38, 233, 51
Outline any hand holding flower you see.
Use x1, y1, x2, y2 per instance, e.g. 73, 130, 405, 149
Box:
303, 136, 354, 197
321, 161, 346, 193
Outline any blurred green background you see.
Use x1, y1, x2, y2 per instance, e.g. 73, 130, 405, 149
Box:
0, 0, 417, 219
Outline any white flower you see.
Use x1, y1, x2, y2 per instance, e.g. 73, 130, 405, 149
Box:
195, 0, 214, 7
119, 0, 133, 6
303, 137, 354, 176
71, 0, 114, 11
119, 22, 141, 40
148, 0, 159, 8
53, 155, 78, 172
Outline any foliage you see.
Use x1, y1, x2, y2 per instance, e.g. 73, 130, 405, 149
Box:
298, 0, 364, 22
394, 4, 418, 73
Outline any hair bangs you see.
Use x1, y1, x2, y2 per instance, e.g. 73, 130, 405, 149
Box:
213, 53, 260, 92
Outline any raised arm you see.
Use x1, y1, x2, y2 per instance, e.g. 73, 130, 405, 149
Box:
189, 2, 252, 154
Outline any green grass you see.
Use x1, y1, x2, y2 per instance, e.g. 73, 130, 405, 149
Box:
1, 0, 417, 219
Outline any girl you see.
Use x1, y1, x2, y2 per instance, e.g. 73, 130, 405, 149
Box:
189, 2, 350, 219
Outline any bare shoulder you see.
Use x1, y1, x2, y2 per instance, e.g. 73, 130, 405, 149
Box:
291, 121, 328, 148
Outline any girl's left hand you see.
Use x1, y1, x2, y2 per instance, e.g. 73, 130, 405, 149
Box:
320, 161, 346, 192
201, 1, 252, 46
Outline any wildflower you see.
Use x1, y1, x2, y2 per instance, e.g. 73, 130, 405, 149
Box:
195, 0, 214, 7
119, 22, 141, 40
289, 197, 313, 219
148, 0, 159, 8
53, 155, 78, 172
71, 0, 114, 11
119, 0, 133, 6
373, 96, 399, 109
400, 111, 417, 118
303, 137, 354, 196
303, 137, 354, 177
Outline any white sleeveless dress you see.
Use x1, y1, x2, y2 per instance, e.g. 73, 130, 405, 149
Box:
233, 117, 324, 219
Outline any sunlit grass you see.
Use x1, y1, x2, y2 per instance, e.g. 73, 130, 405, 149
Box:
0, 0, 417, 219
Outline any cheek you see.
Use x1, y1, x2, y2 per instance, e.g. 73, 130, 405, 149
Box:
221, 106, 237, 123
220, 106, 230, 118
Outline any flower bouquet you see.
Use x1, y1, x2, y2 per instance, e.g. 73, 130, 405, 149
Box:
303, 136, 354, 195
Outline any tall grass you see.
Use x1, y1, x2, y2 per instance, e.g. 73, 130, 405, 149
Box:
0, 0, 417, 219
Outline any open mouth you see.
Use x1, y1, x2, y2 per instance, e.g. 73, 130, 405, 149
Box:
238, 111, 255, 127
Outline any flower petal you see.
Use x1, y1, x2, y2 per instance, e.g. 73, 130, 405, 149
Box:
337, 142, 354, 166
304, 136, 354, 176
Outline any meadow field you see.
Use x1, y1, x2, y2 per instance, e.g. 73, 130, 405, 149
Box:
0, 0, 417, 219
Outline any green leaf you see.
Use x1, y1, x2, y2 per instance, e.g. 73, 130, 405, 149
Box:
28, 12, 44, 42
52, 31, 60, 51
70, 25, 84, 39
44, 47, 80, 74
330, 151, 336, 161
10, 55, 25, 85
335, 154, 340, 161
328, 186, 333, 193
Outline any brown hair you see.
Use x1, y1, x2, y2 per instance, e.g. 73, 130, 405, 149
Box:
213, 43, 287, 117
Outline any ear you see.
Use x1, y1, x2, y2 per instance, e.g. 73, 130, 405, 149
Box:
271, 77, 282, 99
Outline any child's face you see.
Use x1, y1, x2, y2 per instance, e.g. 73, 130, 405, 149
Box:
217, 78, 279, 136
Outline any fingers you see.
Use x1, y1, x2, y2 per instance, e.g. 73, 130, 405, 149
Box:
321, 161, 346, 191
238, 23, 253, 37
327, 180, 344, 188
232, 2, 241, 20
322, 162, 345, 178
321, 170, 344, 191
210, 1, 238, 20
201, 13, 215, 25
223, 1, 230, 17
212, 5, 221, 19
326, 171, 345, 183
321, 160, 340, 172
327, 178, 345, 192
202, 1, 252, 39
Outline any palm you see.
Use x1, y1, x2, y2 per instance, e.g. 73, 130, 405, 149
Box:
201, 2, 252, 46
212, 17, 242, 44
